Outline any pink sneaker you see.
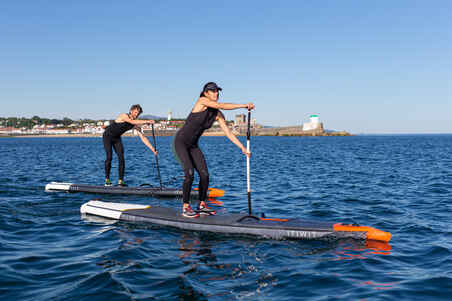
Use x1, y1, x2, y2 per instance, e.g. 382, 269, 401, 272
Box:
197, 203, 216, 215
182, 205, 199, 218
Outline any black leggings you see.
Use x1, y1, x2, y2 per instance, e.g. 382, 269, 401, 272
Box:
103, 134, 125, 180
173, 139, 209, 204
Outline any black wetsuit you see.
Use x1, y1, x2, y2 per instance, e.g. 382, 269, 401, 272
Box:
103, 121, 134, 180
173, 107, 219, 204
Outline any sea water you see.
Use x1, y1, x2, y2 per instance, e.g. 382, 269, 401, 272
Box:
0, 135, 451, 300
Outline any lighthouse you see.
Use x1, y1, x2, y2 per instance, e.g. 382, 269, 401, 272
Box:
168, 110, 172, 121
302, 114, 322, 131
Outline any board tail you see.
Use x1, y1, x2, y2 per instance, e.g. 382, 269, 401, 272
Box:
334, 223, 392, 242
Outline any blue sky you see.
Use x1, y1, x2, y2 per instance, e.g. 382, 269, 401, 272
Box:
1, 1, 450, 133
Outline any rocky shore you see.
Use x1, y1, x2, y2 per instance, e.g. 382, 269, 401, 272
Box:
251, 126, 351, 136
3, 127, 351, 138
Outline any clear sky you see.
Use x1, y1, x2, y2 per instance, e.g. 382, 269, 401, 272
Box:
1, 1, 450, 133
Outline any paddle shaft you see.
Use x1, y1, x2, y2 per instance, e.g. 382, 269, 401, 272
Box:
247, 109, 252, 215
151, 124, 163, 189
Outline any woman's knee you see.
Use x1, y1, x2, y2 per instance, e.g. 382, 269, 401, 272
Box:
184, 168, 195, 183
199, 169, 209, 183
117, 152, 125, 163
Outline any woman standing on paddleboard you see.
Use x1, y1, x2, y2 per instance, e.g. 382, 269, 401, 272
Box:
103, 104, 157, 186
173, 82, 254, 218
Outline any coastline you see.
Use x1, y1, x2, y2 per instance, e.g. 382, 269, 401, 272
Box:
2, 130, 352, 138
1, 125, 352, 138
2, 134, 103, 138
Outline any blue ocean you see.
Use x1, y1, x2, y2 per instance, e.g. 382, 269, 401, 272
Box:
1, 135, 451, 300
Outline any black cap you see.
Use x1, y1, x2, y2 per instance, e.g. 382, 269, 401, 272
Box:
203, 82, 222, 92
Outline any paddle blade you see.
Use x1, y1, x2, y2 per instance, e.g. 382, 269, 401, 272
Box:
193, 187, 225, 198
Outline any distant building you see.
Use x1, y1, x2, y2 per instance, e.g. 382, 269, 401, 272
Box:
168, 110, 172, 121
302, 114, 323, 131
82, 125, 104, 134
235, 114, 246, 127
0, 127, 21, 134
46, 128, 70, 135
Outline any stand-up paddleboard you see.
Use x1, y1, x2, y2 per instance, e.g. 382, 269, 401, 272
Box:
46, 124, 225, 199
80, 200, 391, 242
45, 182, 225, 198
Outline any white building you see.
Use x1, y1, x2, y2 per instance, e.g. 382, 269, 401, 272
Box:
302, 114, 322, 131
0, 127, 22, 134
46, 128, 70, 135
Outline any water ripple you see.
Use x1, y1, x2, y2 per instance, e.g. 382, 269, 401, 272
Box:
1, 135, 451, 300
